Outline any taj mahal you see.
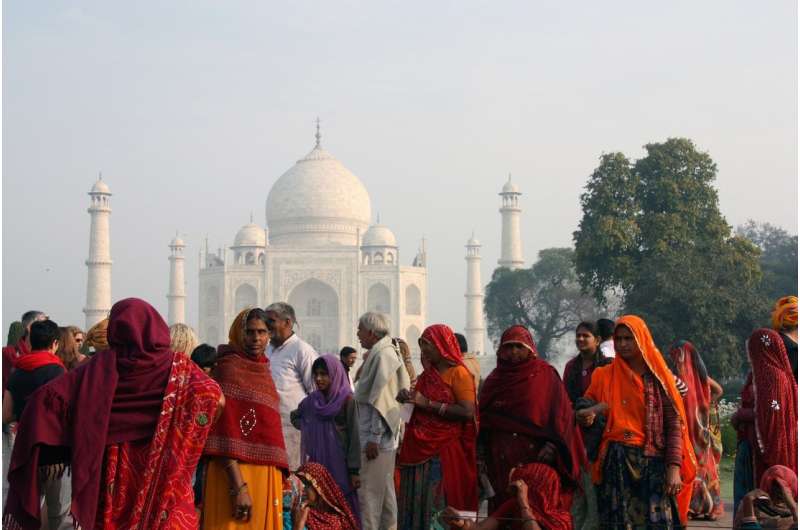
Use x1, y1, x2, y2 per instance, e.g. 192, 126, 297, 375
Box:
81, 123, 526, 357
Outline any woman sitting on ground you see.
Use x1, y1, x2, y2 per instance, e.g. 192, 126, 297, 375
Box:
441, 462, 572, 530
292, 462, 360, 530
734, 465, 798, 529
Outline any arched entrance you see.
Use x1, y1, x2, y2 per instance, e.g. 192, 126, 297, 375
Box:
288, 279, 340, 354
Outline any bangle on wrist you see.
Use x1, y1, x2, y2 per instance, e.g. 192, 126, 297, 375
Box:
438, 402, 448, 416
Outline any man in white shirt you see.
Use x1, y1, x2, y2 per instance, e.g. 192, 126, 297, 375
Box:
353, 312, 410, 530
264, 302, 318, 470
597, 318, 616, 358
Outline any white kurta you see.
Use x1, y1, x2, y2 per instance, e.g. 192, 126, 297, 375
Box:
266, 333, 318, 469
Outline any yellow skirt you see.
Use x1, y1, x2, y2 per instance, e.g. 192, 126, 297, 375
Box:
202, 460, 283, 530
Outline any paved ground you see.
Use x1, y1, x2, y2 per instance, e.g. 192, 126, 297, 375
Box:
687, 501, 734, 528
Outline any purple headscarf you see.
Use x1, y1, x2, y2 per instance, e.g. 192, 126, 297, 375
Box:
297, 354, 360, 518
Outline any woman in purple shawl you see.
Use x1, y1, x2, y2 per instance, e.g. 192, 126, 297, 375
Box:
291, 354, 361, 524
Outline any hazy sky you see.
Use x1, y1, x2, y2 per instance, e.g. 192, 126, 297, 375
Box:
3, 1, 797, 342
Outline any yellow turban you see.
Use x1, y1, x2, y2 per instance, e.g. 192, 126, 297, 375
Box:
85, 318, 109, 351
771, 295, 798, 331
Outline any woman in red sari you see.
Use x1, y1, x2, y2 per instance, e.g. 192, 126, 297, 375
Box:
293, 462, 360, 530
668, 340, 724, 520
397, 324, 478, 529
3, 298, 224, 530
479, 325, 586, 514
746, 328, 798, 481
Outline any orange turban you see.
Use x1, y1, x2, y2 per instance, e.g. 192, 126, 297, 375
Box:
771, 296, 798, 331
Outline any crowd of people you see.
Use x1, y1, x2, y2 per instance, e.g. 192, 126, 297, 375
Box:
0, 294, 797, 530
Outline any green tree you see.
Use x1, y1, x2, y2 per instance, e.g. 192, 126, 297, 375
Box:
737, 220, 798, 301
484, 248, 604, 357
573, 138, 763, 379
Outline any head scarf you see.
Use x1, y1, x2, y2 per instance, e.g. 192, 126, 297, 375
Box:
399, 324, 478, 511
421, 324, 465, 366
204, 309, 287, 469
480, 325, 585, 488
668, 340, 711, 462
169, 323, 198, 356
509, 463, 572, 530
297, 355, 357, 515
747, 329, 798, 477
84, 318, 109, 351
771, 296, 798, 331
7, 321, 24, 347
760, 465, 798, 502
585, 315, 696, 524
295, 462, 359, 530
497, 325, 538, 363
4, 298, 176, 530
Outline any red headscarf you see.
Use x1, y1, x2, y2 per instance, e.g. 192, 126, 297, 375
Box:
509, 463, 573, 530
296, 462, 359, 530
668, 341, 710, 463
4, 298, 177, 530
760, 465, 798, 502
398, 324, 478, 511
747, 328, 798, 478
480, 325, 585, 487
204, 309, 288, 469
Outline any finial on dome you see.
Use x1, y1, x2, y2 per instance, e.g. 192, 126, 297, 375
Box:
315, 117, 321, 148
507, 173, 512, 183
250, 211, 254, 223
99, 171, 103, 180
377, 212, 381, 224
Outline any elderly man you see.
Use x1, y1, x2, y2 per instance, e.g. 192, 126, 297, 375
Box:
264, 302, 318, 470
354, 312, 410, 530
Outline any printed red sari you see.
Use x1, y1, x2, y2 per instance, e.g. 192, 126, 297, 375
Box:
669, 340, 723, 520
296, 462, 359, 530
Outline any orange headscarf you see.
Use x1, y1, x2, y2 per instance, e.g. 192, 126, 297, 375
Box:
771, 295, 798, 331
226, 308, 250, 351
584, 315, 696, 524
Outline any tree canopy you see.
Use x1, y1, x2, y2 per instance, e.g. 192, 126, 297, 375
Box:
573, 138, 766, 379
484, 247, 605, 357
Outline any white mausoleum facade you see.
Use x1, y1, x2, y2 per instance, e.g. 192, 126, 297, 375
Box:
198, 130, 428, 354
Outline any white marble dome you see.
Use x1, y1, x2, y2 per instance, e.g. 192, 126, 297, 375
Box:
90, 179, 111, 194
234, 223, 266, 247
170, 236, 185, 247
266, 142, 371, 246
501, 175, 519, 194
362, 224, 397, 248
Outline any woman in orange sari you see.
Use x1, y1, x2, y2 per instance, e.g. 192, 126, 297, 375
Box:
203, 308, 288, 529
669, 340, 724, 520
576, 315, 695, 528
397, 324, 478, 529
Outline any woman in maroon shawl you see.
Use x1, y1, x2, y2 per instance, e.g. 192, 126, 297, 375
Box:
293, 462, 360, 530
397, 324, 478, 529
747, 329, 797, 480
3, 298, 224, 530
479, 325, 586, 514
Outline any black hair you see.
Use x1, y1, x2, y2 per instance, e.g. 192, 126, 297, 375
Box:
339, 346, 357, 359
596, 318, 615, 340
190, 344, 218, 369
454, 333, 468, 353
312, 357, 329, 373
245, 308, 269, 325
576, 321, 599, 336
29, 320, 60, 350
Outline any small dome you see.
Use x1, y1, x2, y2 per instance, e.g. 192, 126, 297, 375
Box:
466, 234, 480, 246
362, 224, 397, 248
90, 179, 111, 194
234, 223, 266, 247
170, 236, 185, 247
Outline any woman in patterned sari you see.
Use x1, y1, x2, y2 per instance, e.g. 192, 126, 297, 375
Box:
203, 308, 289, 530
576, 315, 696, 528
396, 324, 478, 529
293, 462, 360, 530
4, 298, 224, 530
668, 340, 724, 520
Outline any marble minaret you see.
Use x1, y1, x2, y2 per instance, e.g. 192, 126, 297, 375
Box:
465, 233, 486, 355
498, 174, 524, 269
167, 235, 186, 325
84, 176, 113, 329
